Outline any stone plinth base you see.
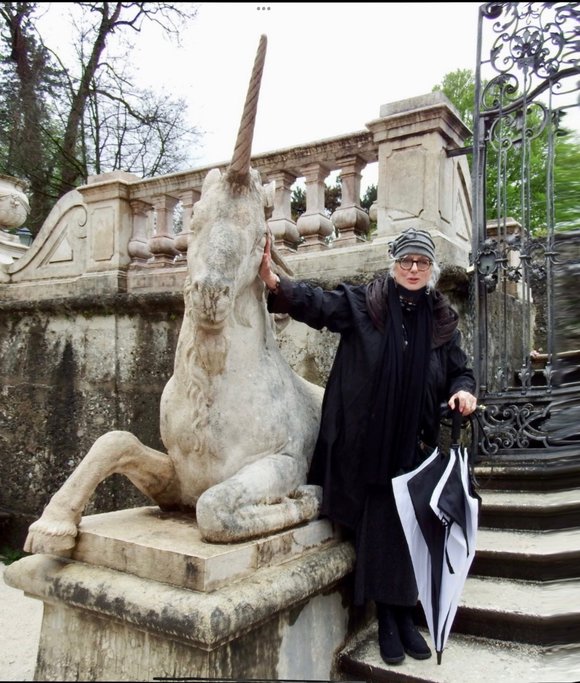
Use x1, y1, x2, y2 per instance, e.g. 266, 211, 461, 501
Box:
4, 507, 356, 681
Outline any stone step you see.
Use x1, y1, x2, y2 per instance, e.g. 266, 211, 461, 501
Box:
472, 527, 580, 581
473, 447, 580, 491
338, 621, 579, 683
478, 488, 580, 531
453, 575, 580, 646
338, 574, 580, 680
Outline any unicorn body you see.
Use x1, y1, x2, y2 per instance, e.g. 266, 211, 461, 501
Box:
24, 35, 324, 553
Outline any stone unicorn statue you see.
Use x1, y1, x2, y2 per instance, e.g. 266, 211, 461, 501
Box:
24, 35, 324, 554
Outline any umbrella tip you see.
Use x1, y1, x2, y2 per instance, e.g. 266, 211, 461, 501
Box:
437, 650, 443, 665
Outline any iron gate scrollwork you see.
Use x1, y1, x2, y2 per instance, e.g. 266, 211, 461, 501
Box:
471, 2, 580, 459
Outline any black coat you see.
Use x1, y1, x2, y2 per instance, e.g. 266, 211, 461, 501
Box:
268, 276, 476, 532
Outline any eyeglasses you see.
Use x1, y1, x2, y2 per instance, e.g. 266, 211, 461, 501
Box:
397, 256, 432, 272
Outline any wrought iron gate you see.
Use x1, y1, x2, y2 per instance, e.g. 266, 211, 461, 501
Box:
471, 2, 580, 460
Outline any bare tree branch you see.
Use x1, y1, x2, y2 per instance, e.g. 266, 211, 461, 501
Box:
0, 2, 202, 233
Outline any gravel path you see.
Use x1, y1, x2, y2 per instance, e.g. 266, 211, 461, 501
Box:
0, 562, 43, 682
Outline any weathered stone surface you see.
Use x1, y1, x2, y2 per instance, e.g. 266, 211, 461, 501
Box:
0, 300, 180, 534
71, 506, 337, 592
4, 516, 357, 681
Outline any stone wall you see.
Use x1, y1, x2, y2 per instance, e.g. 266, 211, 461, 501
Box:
555, 230, 580, 352
0, 293, 183, 545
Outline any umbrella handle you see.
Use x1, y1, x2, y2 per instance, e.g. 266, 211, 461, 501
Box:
451, 399, 463, 444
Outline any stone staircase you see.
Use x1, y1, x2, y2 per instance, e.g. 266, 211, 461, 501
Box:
336, 448, 580, 683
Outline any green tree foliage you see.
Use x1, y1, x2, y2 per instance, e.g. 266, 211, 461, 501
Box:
0, 2, 68, 234
290, 185, 306, 222
0, 1, 201, 236
553, 129, 580, 230
361, 183, 377, 233
433, 69, 579, 235
433, 68, 475, 133
361, 184, 377, 212
325, 176, 342, 217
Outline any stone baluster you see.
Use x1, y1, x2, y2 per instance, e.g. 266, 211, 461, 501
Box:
369, 200, 378, 227
0, 174, 30, 231
266, 170, 300, 254
148, 194, 179, 265
296, 163, 334, 252
128, 200, 153, 264
330, 155, 370, 246
174, 188, 201, 260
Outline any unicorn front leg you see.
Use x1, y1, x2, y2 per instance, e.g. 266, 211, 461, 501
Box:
24, 430, 179, 556
195, 453, 322, 543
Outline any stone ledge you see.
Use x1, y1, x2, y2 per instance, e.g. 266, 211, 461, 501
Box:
479, 490, 580, 532
72, 506, 339, 592
5, 531, 355, 650
457, 575, 580, 645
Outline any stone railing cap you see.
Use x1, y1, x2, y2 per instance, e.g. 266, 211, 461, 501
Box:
379, 91, 457, 118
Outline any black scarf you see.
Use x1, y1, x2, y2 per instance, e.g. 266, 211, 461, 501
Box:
366, 274, 459, 348
362, 276, 433, 484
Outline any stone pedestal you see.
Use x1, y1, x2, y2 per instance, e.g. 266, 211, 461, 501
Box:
4, 507, 356, 681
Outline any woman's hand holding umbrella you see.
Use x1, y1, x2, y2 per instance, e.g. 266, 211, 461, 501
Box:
448, 390, 478, 416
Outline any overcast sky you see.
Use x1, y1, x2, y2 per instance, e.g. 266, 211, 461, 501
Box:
130, 2, 483, 175
38, 2, 579, 189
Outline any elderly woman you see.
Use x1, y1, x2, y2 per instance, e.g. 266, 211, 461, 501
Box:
259, 227, 477, 666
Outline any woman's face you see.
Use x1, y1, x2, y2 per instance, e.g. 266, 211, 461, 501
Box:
393, 253, 432, 290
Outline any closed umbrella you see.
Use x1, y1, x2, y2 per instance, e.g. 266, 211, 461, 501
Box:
392, 405, 481, 664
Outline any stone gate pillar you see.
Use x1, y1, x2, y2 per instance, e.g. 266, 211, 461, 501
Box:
367, 92, 473, 267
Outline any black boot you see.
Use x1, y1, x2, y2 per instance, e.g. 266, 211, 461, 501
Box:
394, 606, 432, 660
376, 602, 405, 665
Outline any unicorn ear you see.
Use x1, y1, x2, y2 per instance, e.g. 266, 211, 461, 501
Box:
262, 180, 275, 209
202, 168, 222, 193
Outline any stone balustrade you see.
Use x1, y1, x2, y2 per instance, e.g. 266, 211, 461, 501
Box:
0, 91, 473, 300
126, 128, 379, 262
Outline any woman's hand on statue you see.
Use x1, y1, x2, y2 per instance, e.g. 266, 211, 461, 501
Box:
448, 390, 478, 416
259, 234, 279, 292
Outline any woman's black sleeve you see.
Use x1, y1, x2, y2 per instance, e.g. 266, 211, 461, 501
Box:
446, 329, 477, 396
267, 276, 359, 334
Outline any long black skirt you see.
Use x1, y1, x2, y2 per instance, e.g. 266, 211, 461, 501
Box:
353, 483, 418, 607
